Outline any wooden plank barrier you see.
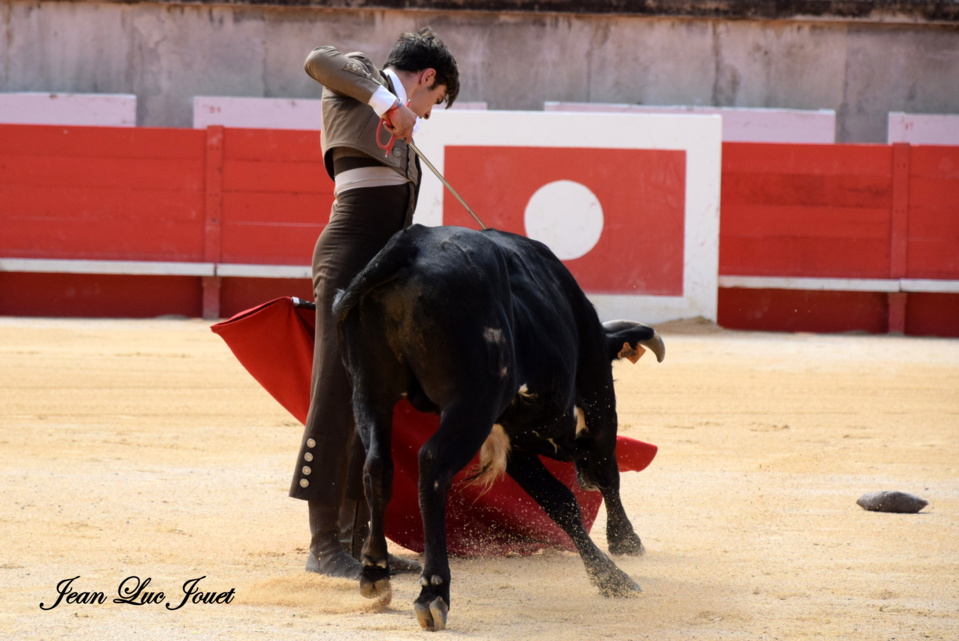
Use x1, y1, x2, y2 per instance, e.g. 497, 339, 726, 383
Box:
0, 124, 330, 319
1, 123, 956, 335
718, 142, 959, 336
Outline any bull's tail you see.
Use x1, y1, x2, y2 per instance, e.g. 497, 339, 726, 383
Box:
331, 230, 420, 322
464, 424, 511, 496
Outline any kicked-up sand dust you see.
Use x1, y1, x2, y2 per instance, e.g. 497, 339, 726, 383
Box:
1, 316, 957, 640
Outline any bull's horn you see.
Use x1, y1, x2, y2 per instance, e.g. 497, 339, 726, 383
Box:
643, 332, 666, 363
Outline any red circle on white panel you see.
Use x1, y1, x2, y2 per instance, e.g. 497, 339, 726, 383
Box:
524, 180, 604, 260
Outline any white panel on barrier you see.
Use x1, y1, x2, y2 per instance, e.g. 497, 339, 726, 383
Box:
545, 101, 836, 144
193, 96, 487, 130
0, 258, 214, 277
0, 92, 136, 127
193, 96, 323, 130
887, 112, 959, 145
718, 276, 901, 293
413, 110, 722, 324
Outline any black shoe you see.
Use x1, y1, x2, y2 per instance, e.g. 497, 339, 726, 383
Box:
388, 553, 422, 576
306, 502, 362, 579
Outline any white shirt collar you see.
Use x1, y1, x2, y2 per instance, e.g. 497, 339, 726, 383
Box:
383, 68, 421, 134
383, 68, 407, 105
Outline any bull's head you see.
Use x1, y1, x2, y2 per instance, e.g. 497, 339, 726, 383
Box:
602, 320, 666, 364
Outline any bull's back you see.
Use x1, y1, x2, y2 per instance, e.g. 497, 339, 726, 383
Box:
337, 224, 601, 383
334, 225, 506, 320
336, 226, 519, 405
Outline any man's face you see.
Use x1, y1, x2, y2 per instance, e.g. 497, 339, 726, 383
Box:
407, 69, 447, 120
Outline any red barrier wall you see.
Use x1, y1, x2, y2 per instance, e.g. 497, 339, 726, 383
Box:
1, 125, 956, 335
214, 127, 330, 315
719, 142, 958, 336
721, 142, 959, 281
720, 143, 895, 279
1, 125, 207, 262
218, 127, 330, 266
0, 125, 328, 318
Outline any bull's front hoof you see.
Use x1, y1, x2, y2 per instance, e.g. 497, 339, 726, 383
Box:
589, 558, 642, 599
414, 597, 449, 631
596, 572, 642, 598
359, 566, 392, 605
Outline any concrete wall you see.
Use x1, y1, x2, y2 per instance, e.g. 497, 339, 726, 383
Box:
1, 1, 957, 142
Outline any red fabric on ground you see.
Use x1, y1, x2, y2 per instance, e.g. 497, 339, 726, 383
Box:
212, 297, 657, 556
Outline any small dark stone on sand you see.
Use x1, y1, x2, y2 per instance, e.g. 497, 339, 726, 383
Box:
857, 491, 928, 514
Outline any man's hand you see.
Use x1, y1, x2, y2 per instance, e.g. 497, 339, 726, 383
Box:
383, 102, 417, 142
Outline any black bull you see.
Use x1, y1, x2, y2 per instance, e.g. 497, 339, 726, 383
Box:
333, 224, 665, 630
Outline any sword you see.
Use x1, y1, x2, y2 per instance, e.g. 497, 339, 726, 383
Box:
408, 141, 487, 230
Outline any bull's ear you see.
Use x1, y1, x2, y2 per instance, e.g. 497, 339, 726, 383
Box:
602, 320, 666, 363
617, 341, 646, 363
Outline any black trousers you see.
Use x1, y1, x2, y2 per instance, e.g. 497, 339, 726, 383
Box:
289, 183, 414, 505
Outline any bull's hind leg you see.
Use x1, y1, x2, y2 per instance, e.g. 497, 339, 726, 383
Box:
506, 452, 641, 597
415, 402, 501, 630
352, 394, 396, 605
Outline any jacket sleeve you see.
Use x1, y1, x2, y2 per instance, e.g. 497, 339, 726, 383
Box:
304, 46, 385, 105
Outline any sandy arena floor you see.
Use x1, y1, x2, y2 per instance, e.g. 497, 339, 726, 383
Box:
1, 316, 957, 640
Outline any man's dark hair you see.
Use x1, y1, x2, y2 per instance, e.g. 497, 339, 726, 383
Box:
385, 27, 459, 108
